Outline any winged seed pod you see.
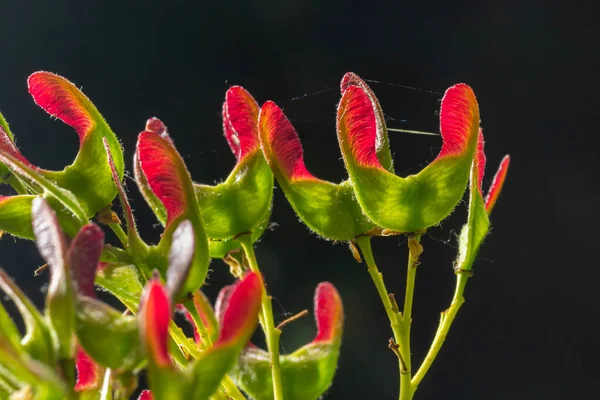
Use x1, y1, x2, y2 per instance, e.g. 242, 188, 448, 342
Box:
134, 87, 273, 259
258, 100, 376, 241
139, 272, 261, 400
134, 118, 210, 297
337, 77, 480, 233
231, 282, 344, 400
0, 72, 125, 239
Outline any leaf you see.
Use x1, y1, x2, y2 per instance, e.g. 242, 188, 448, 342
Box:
258, 101, 375, 240
337, 79, 480, 232
32, 198, 75, 360
0, 338, 67, 400
28, 71, 125, 217
0, 123, 32, 182
139, 279, 190, 400
165, 220, 195, 302
0, 269, 55, 365
0, 296, 23, 355
193, 87, 274, 257
340, 73, 394, 172
0, 195, 36, 239
0, 149, 87, 223
183, 290, 219, 345
139, 390, 153, 400
69, 224, 105, 297
139, 279, 172, 369
75, 347, 104, 392
75, 296, 143, 371
135, 118, 210, 296
0, 195, 83, 240
455, 130, 510, 271
189, 272, 261, 400
95, 262, 145, 311
233, 282, 344, 400
485, 155, 510, 214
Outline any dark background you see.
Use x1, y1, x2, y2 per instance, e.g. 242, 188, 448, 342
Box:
0, 1, 597, 399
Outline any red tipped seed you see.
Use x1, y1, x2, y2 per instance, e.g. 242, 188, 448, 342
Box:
259, 101, 314, 180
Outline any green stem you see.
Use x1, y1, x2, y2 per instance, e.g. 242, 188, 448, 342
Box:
108, 223, 128, 249
411, 272, 469, 389
184, 300, 247, 400
168, 322, 198, 365
4, 174, 28, 195
238, 235, 284, 400
355, 236, 405, 393
398, 235, 423, 400
99, 368, 113, 400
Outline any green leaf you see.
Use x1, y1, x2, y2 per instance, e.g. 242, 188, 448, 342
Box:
75, 296, 143, 371
455, 169, 489, 272
0, 195, 84, 240
32, 198, 76, 360
95, 262, 145, 311
0, 300, 23, 355
0, 149, 87, 224
0, 269, 55, 365
337, 81, 480, 233
0, 338, 67, 400
456, 132, 510, 271
0, 195, 35, 239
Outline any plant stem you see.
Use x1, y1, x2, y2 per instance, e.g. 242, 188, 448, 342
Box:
354, 236, 405, 394
238, 235, 284, 400
108, 223, 129, 248
4, 174, 28, 195
99, 368, 113, 400
411, 272, 469, 389
184, 300, 247, 400
398, 235, 423, 400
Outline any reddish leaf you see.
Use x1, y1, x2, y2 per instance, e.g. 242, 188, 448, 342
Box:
336, 85, 381, 168
28, 72, 95, 142
223, 86, 260, 162
136, 124, 191, 226
340, 73, 393, 171
312, 282, 344, 344
216, 272, 261, 346
0, 125, 33, 167
75, 347, 101, 392
485, 155, 511, 214
259, 102, 314, 181
138, 390, 153, 400
31, 197, 68, 272
180, 305, 201, 343
475, 129, 487, 194
165, 220, 194, 300
139, 279, 172, 368
146, 117, 168, 136
214, 283, 235, 328
437, 83, 480, 159
69, 224, 105, 297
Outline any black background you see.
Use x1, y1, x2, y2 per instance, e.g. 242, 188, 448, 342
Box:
0, 1, 598, 399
